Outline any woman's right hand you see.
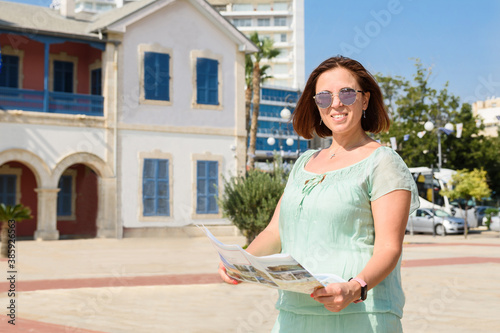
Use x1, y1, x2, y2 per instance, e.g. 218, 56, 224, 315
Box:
218, 262, 241, 285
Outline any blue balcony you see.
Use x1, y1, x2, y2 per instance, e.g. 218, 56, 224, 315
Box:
0, 87, 104, 116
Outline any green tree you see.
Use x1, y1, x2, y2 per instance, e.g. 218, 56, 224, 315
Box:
247, 32, 280, 169
440, 169, 491, 238
0, 203, 32, 258
218, 156, 287, 245
374, 59, 500, 200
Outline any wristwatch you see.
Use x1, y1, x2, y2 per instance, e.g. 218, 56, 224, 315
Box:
349, 277, 367, 303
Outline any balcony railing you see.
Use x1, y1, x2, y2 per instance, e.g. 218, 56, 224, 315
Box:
0, 87, 104, 116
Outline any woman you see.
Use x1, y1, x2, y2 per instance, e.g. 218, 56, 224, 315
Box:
219, 56, 419, 332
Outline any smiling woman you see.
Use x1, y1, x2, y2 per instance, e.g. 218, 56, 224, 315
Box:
218, 56, 420, 333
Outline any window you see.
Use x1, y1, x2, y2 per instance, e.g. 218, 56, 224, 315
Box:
91, 68, 102, 95
233, 18, 252, 27
233, 3, 253, 11
196, 161, 219, 214
257, 4, 271, 11
57, 175, 72, 216
196, 58, 219, 105
0, 175, 16, 205
280, 33, 287, 42
53, 60, 74, 93
274, 16, 287, 26
143, 159, 170, 216
276, 49, 288, 58
143, 52, 170, 101
0, 55, 19, 88
274, 64, 289, 74
274, 2, 289, 11
258, 18, 271, 26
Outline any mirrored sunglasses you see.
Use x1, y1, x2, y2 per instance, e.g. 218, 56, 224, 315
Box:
313, 88, 364, 108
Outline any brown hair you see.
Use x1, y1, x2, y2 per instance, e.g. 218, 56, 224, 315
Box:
293, 56, 390, 139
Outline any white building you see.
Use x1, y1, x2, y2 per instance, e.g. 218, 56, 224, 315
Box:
473, 97, 500, 137
0, 0, 256, 239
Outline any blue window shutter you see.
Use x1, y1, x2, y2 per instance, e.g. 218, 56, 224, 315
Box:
0, 55, 19, 88
53, 60, 73, 93
57, 175, 72, 216
0, 175, 16, 205
196, 161, 219, 214
144, 52, 170, 101
196, 58, 218, 105
143, 159, 169, 216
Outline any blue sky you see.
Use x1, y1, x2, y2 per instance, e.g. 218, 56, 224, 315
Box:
305, 0, 500, 104
4, 0, 500, 104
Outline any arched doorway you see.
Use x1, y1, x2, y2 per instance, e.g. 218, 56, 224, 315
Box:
0, 162, 37, 239
56, 164, 98, 239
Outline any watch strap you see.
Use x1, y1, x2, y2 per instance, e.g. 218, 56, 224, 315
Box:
349, 277, 367, 303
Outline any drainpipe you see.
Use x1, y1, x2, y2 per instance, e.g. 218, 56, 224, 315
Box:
112, 41, 121, 239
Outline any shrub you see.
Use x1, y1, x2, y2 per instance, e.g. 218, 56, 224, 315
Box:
219, 157, 288, 245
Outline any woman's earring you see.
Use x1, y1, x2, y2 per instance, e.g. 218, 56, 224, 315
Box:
363, 110, 366, 119
319, 118, 323, 125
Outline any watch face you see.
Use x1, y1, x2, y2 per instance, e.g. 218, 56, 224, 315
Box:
360, 286, 367, 300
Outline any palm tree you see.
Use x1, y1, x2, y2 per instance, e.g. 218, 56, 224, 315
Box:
0, 204, 32, 258
244, 55, 273, 167
247, 32, 280, 169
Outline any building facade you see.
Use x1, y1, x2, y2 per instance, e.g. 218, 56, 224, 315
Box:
69, 0, 310, 162
0, 0, 256, 239
472, 97, 500, 137
207, 0, 305, 90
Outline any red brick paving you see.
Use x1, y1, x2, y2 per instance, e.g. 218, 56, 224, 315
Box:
0, 315, 105, 333
404, 242, 500, 247
2, 273, 221, 293
402, 256, 500, 268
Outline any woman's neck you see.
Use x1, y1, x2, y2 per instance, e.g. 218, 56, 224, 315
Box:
329, 130, 370, 150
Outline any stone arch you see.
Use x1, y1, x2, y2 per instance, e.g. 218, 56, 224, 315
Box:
53, 152, 117, 239
0, 148, 51, 187
52, 152, 114, 186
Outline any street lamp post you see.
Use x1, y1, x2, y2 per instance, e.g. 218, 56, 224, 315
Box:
281, 93, 302, 158
424, 121, 454, 170
424, 121, 454, 236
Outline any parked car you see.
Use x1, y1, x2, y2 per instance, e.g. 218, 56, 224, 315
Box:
407, 208, 466, 236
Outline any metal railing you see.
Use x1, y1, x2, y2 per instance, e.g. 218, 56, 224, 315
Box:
0, 87, 104, 116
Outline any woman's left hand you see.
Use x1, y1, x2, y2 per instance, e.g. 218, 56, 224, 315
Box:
310, 280, 361, 313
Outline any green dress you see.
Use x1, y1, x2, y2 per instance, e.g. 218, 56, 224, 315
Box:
272, 147, 420, 332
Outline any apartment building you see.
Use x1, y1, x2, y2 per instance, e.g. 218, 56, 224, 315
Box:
207, 0, 305, 90
473, 97, 500, 137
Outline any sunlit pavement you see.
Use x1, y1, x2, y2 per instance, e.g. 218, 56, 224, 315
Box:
1, 228, 499, 332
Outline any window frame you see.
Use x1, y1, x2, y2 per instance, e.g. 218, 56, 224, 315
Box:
0, 165, 23, 206
191, 50, 223, 111
142, 158, 170, 217
138, 44, 173, 106
56, 169, 77, 220
0, 55, 20, 88
138, 151, 174, 222
89, 60, 102, 96
49, 52, 78, 92
192, 153, 223, 219
274, 16, 287, 26
0, 45, 24, 89
257, 18, 271, 26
